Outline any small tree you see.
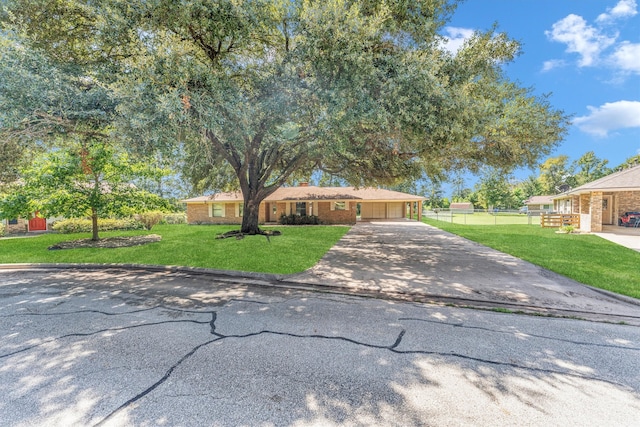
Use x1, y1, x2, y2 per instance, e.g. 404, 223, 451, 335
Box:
0, 143, 169, 241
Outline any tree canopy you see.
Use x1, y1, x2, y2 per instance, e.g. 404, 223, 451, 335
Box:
3, 0, 571, 234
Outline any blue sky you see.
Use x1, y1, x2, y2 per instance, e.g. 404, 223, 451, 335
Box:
442, 0, 640, 186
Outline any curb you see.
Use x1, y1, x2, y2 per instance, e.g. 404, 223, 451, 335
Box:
2, 263, 640, 325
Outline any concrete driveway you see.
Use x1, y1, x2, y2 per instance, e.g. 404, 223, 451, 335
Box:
289, 220, 640, 324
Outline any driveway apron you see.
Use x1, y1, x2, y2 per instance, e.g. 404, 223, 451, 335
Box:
289, 220, 640, 323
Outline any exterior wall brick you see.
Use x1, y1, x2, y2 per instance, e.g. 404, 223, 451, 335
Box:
618, 191, 640, 215
185, 203, 243, 225
590, 191, 603, 232
316, 201, 357, 224
3, 219, 28, 234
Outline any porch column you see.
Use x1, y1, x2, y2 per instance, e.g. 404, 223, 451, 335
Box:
590, 191, 603, 232
418, 200, 423, 221
409, 202, 414, 220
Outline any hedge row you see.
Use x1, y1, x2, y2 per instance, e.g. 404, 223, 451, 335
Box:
279, 214, 322, 225
52, 218, 145, 234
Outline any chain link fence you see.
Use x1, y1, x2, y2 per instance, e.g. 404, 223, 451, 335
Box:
423, 209, 541, 225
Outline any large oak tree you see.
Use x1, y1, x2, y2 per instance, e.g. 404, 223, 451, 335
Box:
5, 0, 570, 234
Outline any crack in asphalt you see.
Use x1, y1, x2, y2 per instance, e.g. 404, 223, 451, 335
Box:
0, 306, 211, 359
94, 310, 633, 426
399, 317, 640, 351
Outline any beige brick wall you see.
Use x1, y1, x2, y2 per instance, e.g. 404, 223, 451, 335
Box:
590, 191, 603, 232
186, 203, 243, 225
617, 191, 640, 215
4, 219, 28, 234
316, 201, 357, 224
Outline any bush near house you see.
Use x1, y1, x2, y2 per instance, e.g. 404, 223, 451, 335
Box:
161, 213, 187, 224
0, 222, 5, 237
135, 211, 164, 230
279, 214, 322, 225
52, 218, 144, 234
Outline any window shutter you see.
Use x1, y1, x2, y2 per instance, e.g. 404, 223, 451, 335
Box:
330, 202, 335, 211
208, 204, 213, 217
235, 203, 239, 217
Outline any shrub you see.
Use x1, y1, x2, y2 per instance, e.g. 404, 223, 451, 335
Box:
162, 213, 187, 224
0, 222, 5, 237
558, 225, 575, 234
52, 218, 144, 234
135, 211, 164, 230
279, 214, 321, 225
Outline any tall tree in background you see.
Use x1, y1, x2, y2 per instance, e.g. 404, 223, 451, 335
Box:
475, 167, 513, 209
615, 154, 640, 171
5, 0, 570, 234
538, 155, 572, 194
571, 151, 610, 186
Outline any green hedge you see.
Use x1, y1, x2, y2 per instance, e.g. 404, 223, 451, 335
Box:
51, 218, 145, 234
279, 214, 322, 225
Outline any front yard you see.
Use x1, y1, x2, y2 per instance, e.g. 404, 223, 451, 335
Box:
0, 224, 350, 274
423, 219, 640, 300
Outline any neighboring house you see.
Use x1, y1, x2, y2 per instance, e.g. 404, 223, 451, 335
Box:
552, 164, 640, 232
522, 195, 554, 215
449, 202, 474, 214
181, 184, 425, 225
1, 212, 49, 233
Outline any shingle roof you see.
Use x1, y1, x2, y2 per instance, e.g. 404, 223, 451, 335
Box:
181, 186, 425, 203
524, 195, 554, 205
561, 164, 640, 195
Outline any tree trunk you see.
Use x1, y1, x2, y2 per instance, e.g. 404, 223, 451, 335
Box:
240, 197, 262, 235
91, 208, 100, 241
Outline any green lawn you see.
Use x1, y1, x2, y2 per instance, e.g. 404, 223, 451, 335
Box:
0, 224, 350, 274
423, 219, 640, 299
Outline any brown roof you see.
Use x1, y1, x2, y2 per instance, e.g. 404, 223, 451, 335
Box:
558, 164, 640, 196
524, 195, 554, 205
182, 186, 424, 203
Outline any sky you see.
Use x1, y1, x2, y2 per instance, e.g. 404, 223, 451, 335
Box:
441, 0, 640, 188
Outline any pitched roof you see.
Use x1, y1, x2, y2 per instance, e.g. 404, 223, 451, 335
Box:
524, 195, 554, 205
560, 164, 640, 196
181, 186, 425, 203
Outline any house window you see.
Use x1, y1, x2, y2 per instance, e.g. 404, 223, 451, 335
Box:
235, 203, 244, 217
211, 203, 224, 217
295, 202, 307, 216
334, 201, 346, 211
9, 218, 18, 225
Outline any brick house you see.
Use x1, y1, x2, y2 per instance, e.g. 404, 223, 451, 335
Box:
553, 164, 640, 232
181, 184, 425, 225
523, 195, 554, 215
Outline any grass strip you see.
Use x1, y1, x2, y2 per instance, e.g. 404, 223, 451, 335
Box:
0, 224, 350, 275
423, 219, 640, 300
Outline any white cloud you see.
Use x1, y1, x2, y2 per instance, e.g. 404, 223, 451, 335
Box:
596, 0, 638, 22
541, 59, 567, 72
574, 100, 640, 137
610, 41, 640, 73
441, 27, 475, 53
545, 14, 616, 67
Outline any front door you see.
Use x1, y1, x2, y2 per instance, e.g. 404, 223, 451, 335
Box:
602, 196, 613, 225
28, 212, 47, 231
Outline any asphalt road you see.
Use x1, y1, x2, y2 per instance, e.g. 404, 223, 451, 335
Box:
1, 268, 639, 426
